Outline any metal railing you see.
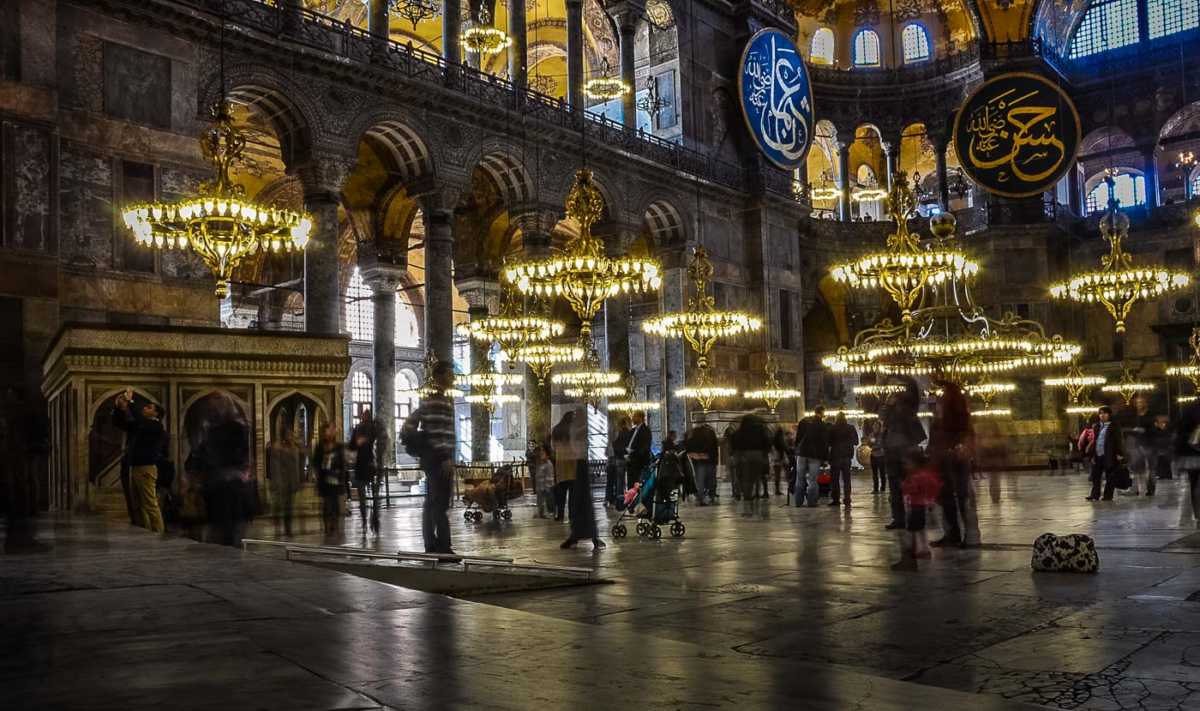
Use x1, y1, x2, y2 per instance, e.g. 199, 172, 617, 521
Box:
175, 0, 793, 198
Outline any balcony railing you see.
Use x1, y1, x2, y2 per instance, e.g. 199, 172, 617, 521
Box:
176, 0, 796, 199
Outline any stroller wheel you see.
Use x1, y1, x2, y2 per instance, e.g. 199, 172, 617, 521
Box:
502, 509, 512, 521
636, 521, 650, 537
463, 510, 474, 522
651, 524, 663, 539
473, 511, 484, 522
670, 521, 686, 538
611, 524, 627, 538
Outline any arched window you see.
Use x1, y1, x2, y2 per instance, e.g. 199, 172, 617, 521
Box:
1189, 167, 1200, 198
810, 27, 835, 65
1148, 0, 1199, 39
347, 267, 422, 347
351, 371, 373, 418
395, 369, 420, 461
396, 296, 420, 348
1085, 173, 1147, 213
345, 268, 373, 342
902, 24, 931, 63
1068, 0, 1140, 58
853, 29, 880, 66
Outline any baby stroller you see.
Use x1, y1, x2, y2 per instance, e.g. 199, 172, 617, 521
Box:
462, 464, 523, 523
611, 451, 686, 539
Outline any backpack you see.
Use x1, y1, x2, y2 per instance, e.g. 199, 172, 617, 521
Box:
401, 428, 430, 458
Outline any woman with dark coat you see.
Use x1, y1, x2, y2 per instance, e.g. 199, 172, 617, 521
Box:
312, 423, 347, 537
882, 377, 926, 530
557, 407, 604, 550
930, 379, 976, 547
731, 414, 771, 516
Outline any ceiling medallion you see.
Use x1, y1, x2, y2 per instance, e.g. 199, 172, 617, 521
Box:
122, 101, 313, 298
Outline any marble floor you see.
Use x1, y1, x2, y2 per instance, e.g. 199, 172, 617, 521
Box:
5, 469, 1200, 710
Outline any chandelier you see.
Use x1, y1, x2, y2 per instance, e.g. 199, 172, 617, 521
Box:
504, 169, 661, 343
1100, 365, 1155, 405
406, 351, 463, 399
462, 8, 511, 55
823, 408, 872, 419
1180, 395, 1199, 404
971, 407, 1012, 418
824, 211, 1077, 380
642, 246, 761, 370
551, 340, 624, 404
456, 289, 565, 356
1167, 328, 1200, 390
744, 355, 802, 412
830, 174, 978, 324
458, 359, 522, 414
636, 75, 671, 118
511, 341, 584, 384
1049, 193, 1190, 334
675, 369, 738, 412
850, 187, 888, 202
609, 374, 661, 412
1044, 364, 1106, 405
1066, 403, 1100, 415
390, 0, 440, 29
853, 384, 905, 397
122, 101, 313, 298
810, 185, 842, 201
584, 58, 630, 101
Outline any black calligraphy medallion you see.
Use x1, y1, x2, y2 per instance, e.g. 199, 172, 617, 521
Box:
952, 72, 1081, 198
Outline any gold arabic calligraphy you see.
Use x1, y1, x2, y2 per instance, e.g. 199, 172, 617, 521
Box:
965, 87, 1066, 186
745, 34, 810, 164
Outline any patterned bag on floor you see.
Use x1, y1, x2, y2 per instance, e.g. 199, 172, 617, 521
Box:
1031, 532, 1099, 574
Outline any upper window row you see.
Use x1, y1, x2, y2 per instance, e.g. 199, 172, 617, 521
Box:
809, 24, 932, 67
1068, 0, 1198, 59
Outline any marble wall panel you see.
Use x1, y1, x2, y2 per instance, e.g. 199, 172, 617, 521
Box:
159, 166, 208, 280
102, 42, 171, 130
59, 146, 113, 268
7, 123, 53, 253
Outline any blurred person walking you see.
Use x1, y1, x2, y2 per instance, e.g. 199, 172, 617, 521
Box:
558, 406, 604, 550
863, 420, 887, 493
731, 413, 771, 516
929, 379, 977, 548
626, 411, 653, 490
882, 380, 926, 530
1174, 399, 1200, 527
350, 408, 381, 533
685, 422, 719, 505
793, 406, 830, 507
828, 412, 858, 508
267, 426, 304, 538
312, 423, 346, 537
201, 420, 254, 546
1083, 405, 1126, 502
403, 361, 458, 554
551, 411, 576, 521
606, 416, 633, 507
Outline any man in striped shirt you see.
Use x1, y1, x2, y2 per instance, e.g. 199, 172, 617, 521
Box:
403, 361, 458, 554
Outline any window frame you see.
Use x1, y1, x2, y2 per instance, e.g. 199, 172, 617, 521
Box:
810, 27, 836, 65
901, 23, 932, 63
852, 29, 881, 67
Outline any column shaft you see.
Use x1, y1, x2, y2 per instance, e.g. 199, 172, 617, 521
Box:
508, 0, 527, 90
372, 287, 397, 466
424, 210, 455, 366
837, 143, 851, 222
1067, 162, 1082, 216
442, 0, 461, 64
935, 141, 950, 209
884, 148, 896, 192
468, 305, 491, 463
368, 0, 389, 40
303, 196, 341, 335
1144, 147, 1160, 208
619, 20, 637, 129
566, 0, 585, 111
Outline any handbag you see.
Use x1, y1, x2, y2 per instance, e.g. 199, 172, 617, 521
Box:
1109, 464, 1133, 490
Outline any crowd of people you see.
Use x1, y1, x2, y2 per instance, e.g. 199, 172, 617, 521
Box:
88, 363, 1200, 569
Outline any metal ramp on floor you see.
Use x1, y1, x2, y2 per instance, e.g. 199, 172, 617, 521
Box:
241, 539, 600, 593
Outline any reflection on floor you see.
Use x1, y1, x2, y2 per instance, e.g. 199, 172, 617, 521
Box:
5, 469, 1200, 709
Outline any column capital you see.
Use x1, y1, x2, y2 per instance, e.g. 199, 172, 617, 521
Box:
606, 0, 646, 29
359, 252, 407, 293
294, 152, 357, 202
456, 277, 502, 312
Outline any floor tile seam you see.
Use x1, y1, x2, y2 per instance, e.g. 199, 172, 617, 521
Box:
260, 649, 396, 711
932, 610, 1095, 673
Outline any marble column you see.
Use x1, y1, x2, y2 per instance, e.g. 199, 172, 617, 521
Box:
362, 258, 405, 467
467, 303, 491, 462
296, 154, 354, 335
836, 141, 851, 222
368, 0, 389, 47
423, 208, 455, 366
565, 0, 585, 111
617, 13, 638, 129
658, 248, 689, 434
508, 0, 527, 91
442, 0, 461, 64
934, 137, 950, 209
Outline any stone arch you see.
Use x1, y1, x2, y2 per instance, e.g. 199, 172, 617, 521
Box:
200, 65, 318, 164
461, 138, 537, 206
345, 107, 439, 186
640, 197, 688, 247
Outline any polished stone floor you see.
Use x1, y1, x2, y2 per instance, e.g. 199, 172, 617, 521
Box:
5, 469, 1200, 709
